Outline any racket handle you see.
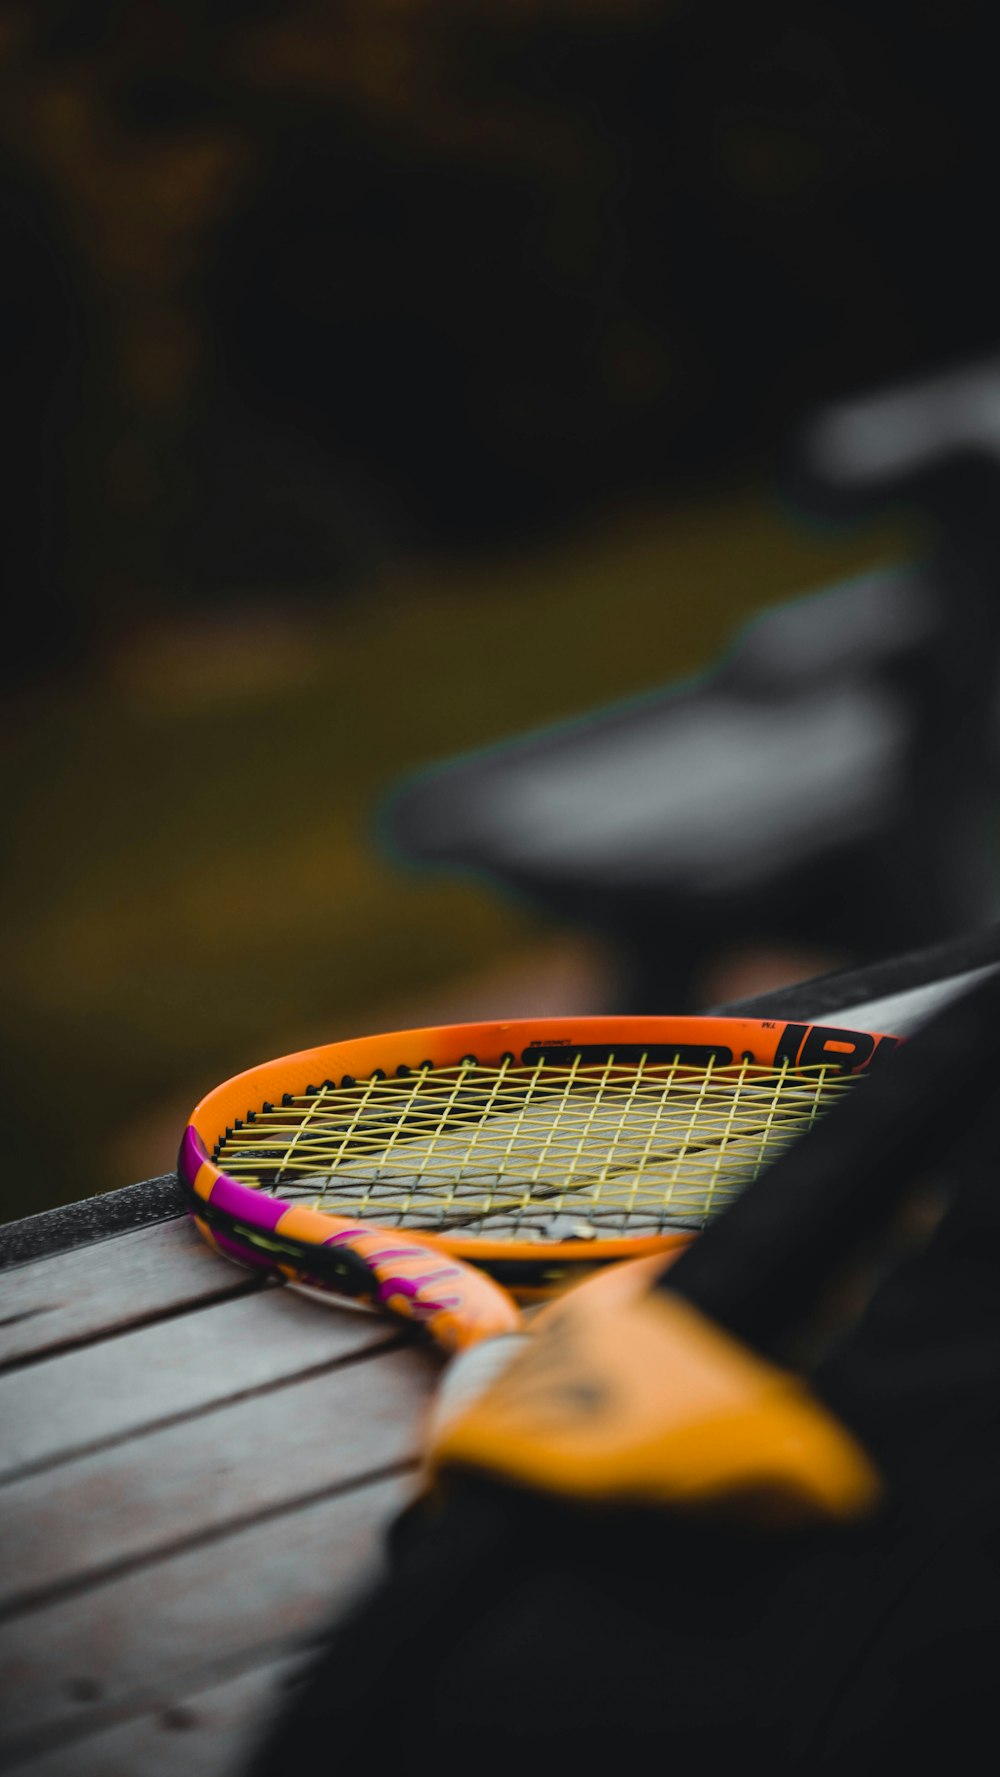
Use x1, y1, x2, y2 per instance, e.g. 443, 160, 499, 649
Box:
426, 1251, 680, 1441
426, 1333, 532, 1443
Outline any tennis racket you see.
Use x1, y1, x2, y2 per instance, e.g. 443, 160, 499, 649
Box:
179, 1014, 899, 1357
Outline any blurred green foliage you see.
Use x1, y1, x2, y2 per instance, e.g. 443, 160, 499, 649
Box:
1, 2, 991, 652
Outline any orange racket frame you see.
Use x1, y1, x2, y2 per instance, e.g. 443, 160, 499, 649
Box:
180, 1014, 899, 1289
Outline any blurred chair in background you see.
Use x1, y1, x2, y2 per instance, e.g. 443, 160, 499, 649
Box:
386, 355, 1000, 1012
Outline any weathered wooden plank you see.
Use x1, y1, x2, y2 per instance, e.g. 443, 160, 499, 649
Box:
0, 1285, 401, 1481
0, 1340, 435, 1613
0, 1471, 407, 1764
0, 1177, 185, 1274
0, 1218, 261, 1368
1, 1653, 302, 1777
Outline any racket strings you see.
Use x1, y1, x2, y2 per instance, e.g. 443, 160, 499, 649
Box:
213, 1054, 856, 1237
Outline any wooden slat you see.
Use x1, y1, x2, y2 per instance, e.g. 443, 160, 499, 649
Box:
1, 1653, 302, 1777
0, 1472, 407, 1765
0, 1219, 259, 1367
0, 1341, 435, 1613
0, 1284, 401, 1481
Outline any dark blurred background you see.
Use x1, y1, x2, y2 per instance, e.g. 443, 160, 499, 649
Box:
3, 0, 995, 1218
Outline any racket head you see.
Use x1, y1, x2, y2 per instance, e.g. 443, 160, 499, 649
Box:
180, 1015, 899, 1301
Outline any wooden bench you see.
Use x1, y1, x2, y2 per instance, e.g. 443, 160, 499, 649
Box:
3, 938, 992, 1773
0, 1183, 437, 1775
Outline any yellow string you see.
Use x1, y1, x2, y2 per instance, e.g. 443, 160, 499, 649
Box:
219, 1058, 856, 1232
